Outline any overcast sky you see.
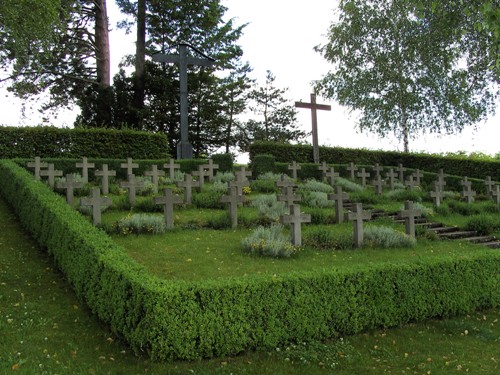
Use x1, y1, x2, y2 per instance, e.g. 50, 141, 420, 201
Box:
2, 0, 498, 158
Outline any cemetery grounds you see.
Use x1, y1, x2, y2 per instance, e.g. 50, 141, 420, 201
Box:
0, 159, 499, 374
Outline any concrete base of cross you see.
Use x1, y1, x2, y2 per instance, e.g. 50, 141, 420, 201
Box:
177, 141, 193, 159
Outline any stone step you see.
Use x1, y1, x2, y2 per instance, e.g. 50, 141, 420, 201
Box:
484, 242, 500, 249
428, 226, 460, 234
462, 235, 497, 244
438, 230, 478, 239
416, 221, 443, 228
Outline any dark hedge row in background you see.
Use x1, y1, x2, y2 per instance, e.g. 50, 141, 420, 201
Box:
0, 126, 169, 159
249, 142, 500, 181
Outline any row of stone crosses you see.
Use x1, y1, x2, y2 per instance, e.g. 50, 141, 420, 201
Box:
27, 157, 499, 248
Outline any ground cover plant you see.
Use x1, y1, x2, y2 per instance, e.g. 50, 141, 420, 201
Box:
0, 198, 499, 374
2, 159, 499, 362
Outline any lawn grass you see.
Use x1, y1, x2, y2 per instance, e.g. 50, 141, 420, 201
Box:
1, 198, 499, 374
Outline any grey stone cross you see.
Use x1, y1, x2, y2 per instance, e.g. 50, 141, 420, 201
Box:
192, 164, 207, 191
154, 188, 183, 229
230, 166, 252, 195
145, 164, 165, 190
177, 173, 199, 205
288, 161, 301, 180
325, 167, 339, 187
347, 203, 372, 248
372, 174, 386, 196
121, 158, 139, 176
436, 169, 447, 190
27, 157, 48, 181
94, 164, 116, 195
397, 164, 407, 182
412, 169, 423, 186
120, 174, 145, 205
460, 176, 471, 189
491, 185, 500, 206
404, 176, 418, 190
221, 185, 246, 228
347, 162, 358, 180
280, 204, 311, 246
56, 174, 83, 206
462, 185, 476, 204
357, 168, 370, 187
276, 174, 296, 194
399, 200, 421, 238
372, 163, 384, 177
484, 176, 495, 196
430, 181, 445, 207
40, 163, 63, 189
164, 159, 181, 180
277, 185, 301, 208
318, 161, 329, 181
80, 187, 112, 226
328, 185, 349, 224
75, 157, 95, 183
201, 159, 219, 182
385, 168, 398, 190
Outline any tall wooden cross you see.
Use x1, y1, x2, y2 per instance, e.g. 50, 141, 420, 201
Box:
152, 43, 215, 159
295, 93, 331, 164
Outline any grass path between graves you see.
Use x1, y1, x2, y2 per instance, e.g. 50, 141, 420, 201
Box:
0, 197, 499, 374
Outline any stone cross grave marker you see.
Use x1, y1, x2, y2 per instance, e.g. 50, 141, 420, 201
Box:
357, 168, 370, 187
318, 161, 329, 181
295, 93, 331, 164
462, 185, 476, 204
325, 167, 339, 187
201, 159, 219, 182
40, 163, 63, 189
121, 158, 139, 176
278, 186, 301, 208
460, 176, 471, 189
280, 204, 311, 246
412, 169, 423, 186
56, 174, 83, 206
436, 169, 447, 190
164, 159, 181, 180
27, 157, 48, 181
276, 174, 296, 193
94, 164, 116, 195
397, 164, 406, 182
385, 168, 398, 190
329, 185, 349, 224
153, 43, 215, 159
120, 174, 145, 205
347, 162, 358, 180
230, 166, 252, 195
75, 157, 95, 183
372, 174, 386, 196
372, 163, 383, 178
430, 181, 445, 207
288, 161, 301, 180
145, 164, 165, 190
404, 175, 418, 190
154, 188, 183, 229
491, 185, 500, 206
221, 185, 246, 229
347, 203, 372, 248
399, 200, 421, 238
177, 173, 199, 205
192, 164, 207, 191
484, 176, 495, 196
80, 187, 112, 226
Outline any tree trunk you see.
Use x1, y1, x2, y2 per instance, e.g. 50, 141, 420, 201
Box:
94, 0, 110, 88
134, 0, 146, 128
401, 106, 409, 153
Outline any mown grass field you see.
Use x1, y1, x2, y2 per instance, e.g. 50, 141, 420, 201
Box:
1, 197, 499, 374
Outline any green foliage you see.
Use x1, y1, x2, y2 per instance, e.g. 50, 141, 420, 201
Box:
211, 153, 233, 172
204, 181, 229, 194
241, 224, 297, 258
447, 200, 482, 216
192, 190, 225, 209
385, 188, 424, 202
250, 194, 287, 222
464, 214, 500, 235
349, 190, 380, 205
250, 179, 279, 194
0, 126, 169, 159
113, 214, 166, 235
406, 202, 434, 218
303, 227, 352, 250
251, 154, 277, 176
306, 208, 335, 225
363, 226, 416, 248
162, 170, 185, 185
212, 171, 235, 184
298, 179, 334, 194
334, 177, 364, 192
257, 171, 282, 181
301, 191, 334, 208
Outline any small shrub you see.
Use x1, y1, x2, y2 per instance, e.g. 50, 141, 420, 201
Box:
192, 191, 224, 209
204, 181, 229, 194
363, 225, 416, 248
384, 188, 423, 202
298, 179, 334, 194
307, 208, 334, 225
447, 200, 482, 215
212, 172, 235, 184
135, 176, 157, 195
251, 194, 287, 221
334, 177, 364, 192
303, 227, 352, 250
134, 196, 161, 212
113, 214, 166, 235
464, 214, 500, 235
258, 171, 282, 181
206, 212, 232, 229
350, 190, 380, 205
250, 179, 278, 193
211, 153, 233, 172
162, 170, 185, 185
241, 224, 297, 258
434, 203, 451, 216
252, 154, 276, 177
401, 202, 433, 218
302, 191, 334, 208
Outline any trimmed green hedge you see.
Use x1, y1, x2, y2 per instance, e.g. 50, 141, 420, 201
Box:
0, 126, 169, 159
0, 160, 498, 361
249, 142, 500, 181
